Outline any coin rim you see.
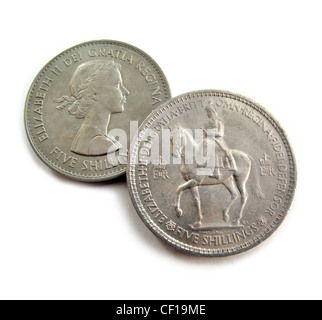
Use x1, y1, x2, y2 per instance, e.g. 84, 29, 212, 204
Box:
127, 90, 297, 257
24, 39, 171, 182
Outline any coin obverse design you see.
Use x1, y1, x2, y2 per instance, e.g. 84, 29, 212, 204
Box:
25, 40, 170, 181
128, 90, 296, 256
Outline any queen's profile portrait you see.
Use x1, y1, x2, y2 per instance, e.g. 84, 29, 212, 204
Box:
55, 59, 130, 156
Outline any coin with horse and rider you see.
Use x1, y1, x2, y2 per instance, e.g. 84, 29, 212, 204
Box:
127, 90, 296, 257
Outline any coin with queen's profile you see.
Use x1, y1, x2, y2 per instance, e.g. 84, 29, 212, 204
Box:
25, 40, 170, 181
127, 90, 296, 257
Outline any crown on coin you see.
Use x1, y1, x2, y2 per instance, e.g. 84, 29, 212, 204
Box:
153, 157, 167, 170
259, 153, 272, 166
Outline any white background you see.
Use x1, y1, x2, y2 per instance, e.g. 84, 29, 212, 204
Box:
1, 0, 321, 300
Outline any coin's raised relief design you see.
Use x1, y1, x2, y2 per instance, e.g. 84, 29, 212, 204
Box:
170, 106, 264, 230
55, 59, 129, 156
259, 153, 276, 177
25, 40, 170, 181
128, 90, 296, 256
204, 103, 237, 178
153, 157, 170, 180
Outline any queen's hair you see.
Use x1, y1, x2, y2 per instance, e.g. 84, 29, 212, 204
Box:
55, 59, 121, 119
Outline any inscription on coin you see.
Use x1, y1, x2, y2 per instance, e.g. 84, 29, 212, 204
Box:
259, 153, 276, 176
128, 90, 296, 256
25, 40, 170, 181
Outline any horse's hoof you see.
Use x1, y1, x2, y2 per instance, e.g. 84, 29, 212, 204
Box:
223, 212, 230, 223
192, 221, 202, 229
175, 206, 183, 217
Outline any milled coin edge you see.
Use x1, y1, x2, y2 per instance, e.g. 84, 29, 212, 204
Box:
127, 90, 297, 257
24, 39, 171, 182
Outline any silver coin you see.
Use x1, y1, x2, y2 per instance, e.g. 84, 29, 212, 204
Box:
25, 40, 170, 181
127, 90, 296, 256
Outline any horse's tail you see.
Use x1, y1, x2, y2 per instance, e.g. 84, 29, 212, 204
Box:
249, 156, 265, 200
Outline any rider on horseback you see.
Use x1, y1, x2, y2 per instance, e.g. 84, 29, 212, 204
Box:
204, 103, 237, 179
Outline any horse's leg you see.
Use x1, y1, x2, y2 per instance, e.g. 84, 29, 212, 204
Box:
190, 186, 203, 227
233, 173, 250, 225
223, 176, 240, 223
174, 179, 198, 217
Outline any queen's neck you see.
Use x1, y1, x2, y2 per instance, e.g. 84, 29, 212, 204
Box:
82, 103, 111, 133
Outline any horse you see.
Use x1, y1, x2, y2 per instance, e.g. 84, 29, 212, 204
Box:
170, 127, 264, 228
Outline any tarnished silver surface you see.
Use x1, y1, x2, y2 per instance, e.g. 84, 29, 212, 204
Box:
127, 90, 296, 256
25, 40, 170, 181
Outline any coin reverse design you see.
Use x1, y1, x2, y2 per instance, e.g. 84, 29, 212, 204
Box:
128, 90, 296, 256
